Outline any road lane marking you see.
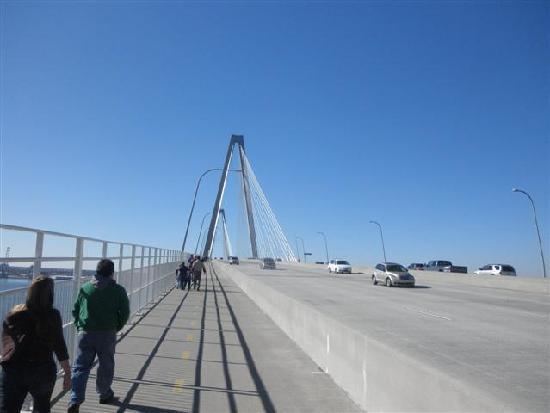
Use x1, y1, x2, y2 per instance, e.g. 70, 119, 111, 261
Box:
173, 378, 185, 393
418, 310, 451, 320
404, 306, 452, 320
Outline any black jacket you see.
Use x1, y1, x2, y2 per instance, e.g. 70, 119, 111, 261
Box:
2, 308, 69, 367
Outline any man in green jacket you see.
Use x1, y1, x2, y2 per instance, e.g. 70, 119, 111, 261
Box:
68, 259, 129, 413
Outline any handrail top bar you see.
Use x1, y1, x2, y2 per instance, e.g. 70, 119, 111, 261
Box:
0, 224, 178, 251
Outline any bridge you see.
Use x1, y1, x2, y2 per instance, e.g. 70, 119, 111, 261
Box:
1, 135, 548, 412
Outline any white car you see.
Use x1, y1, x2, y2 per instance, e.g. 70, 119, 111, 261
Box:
474, 264, 516, 276
328, 259, 352, 274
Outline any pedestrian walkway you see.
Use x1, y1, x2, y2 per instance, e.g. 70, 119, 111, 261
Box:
50, 265, 361, 413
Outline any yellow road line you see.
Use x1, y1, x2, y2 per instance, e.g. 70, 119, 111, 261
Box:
173, 378, 185, 393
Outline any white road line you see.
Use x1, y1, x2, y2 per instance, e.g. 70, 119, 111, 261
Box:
404, 306, 452, 321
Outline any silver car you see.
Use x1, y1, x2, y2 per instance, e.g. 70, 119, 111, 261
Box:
372, 262, 415, 287
260, 257, 276, 270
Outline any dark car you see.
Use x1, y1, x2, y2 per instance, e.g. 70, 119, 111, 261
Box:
260, 258, 276, 270
408, 263, 425, 270
426, 260, 468, 274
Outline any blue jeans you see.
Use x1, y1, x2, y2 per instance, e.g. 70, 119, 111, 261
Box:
1, 362, 57, 413
70, 330, 116, 405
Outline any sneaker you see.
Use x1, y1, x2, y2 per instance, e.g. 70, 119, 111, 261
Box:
67, 404, 80, 413
99, 391, 115, 404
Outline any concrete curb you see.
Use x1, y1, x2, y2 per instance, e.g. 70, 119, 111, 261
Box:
215, 262, 511, 412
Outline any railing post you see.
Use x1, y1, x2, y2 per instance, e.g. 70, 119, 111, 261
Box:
33, 231, 44, 279
147, 248, 152, 304
139, 247, 145, 313
117, 243, 124, 283
129, 245, 136, 315
153, 248, 159, 299
72, 237, 84, 360
102, 242, 108, 259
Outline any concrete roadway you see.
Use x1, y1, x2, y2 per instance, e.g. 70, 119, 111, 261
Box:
229, 261, 550, 412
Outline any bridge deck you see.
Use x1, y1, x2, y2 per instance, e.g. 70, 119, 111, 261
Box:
226, 261, 550, 412
50, 267, 360, 413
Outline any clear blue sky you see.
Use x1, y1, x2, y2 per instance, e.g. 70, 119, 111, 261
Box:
1, 1, 548, 276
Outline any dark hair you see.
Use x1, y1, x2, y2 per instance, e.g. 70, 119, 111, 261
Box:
96, 259, 115, 277
26, 276, 54, 312
24, 276, 55, 344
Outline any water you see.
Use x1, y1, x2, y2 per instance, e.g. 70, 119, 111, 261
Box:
0, 278, 30, 292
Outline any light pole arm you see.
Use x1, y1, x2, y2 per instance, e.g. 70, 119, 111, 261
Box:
526, 194, 547, 278
317, 232, 329, 264
514, 189, 547, 278
182, 169, 216, 252
369, 220, 387, 263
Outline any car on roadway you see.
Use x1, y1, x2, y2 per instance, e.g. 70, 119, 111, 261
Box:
426, 260, 468, 274
260, 257, 276, 270
228, 256, 239, 265
474, 264, 516, 276
372, 263, 416, 287
408, 263, 425, 270
328, 259, 352, 274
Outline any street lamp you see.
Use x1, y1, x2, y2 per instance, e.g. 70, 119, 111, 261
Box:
194, 212, 211, 255
369, 220, 387, 263
294, 237, 301, 262
317, 232, 329, 264
296, 236, 307, 263
512, 188, 547, 278
181, 168, 241, 252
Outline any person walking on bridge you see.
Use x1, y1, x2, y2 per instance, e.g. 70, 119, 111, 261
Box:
177, 262, 191, 291
1, 276, 71, 413
68, 259, 130, 413
192, 257, 206, 291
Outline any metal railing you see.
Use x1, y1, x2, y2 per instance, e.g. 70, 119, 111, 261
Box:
0, 224, 184, 362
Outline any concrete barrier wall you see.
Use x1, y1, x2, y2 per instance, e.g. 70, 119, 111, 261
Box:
215, 262, 508, 412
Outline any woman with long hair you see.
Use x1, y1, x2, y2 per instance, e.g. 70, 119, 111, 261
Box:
1, 276, 71, 413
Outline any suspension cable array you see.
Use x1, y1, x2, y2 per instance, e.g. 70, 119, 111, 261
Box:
202, 135, 297, 262
240, 153, 297, 261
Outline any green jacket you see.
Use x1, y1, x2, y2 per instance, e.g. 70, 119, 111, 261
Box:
73, 277, 130, 332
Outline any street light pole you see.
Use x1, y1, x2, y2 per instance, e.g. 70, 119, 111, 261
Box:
513, 188, 547, 278
182, 169, 221, 253
181, 168, 242, 253
294, 237, 301, 262
194, 212, 211, 255
296, 236, 307, 263
369, 220, 387, 263
317, 231, 329, 264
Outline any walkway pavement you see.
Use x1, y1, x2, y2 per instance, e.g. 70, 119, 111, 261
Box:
51, 265, 361, 413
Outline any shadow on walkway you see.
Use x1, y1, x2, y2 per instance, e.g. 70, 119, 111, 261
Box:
52, 264, 278, 413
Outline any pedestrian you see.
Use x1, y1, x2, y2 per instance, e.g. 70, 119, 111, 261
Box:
192, 257, 207, 291
68, 259, 130, 413
1, 276, 71, 413
179, 263, 191, 291
175, 264, 182, 289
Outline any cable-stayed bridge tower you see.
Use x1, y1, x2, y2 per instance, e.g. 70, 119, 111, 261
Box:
202, 135, 296, 261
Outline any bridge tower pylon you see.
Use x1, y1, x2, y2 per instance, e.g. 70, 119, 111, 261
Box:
202, 135, 258, 259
